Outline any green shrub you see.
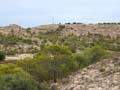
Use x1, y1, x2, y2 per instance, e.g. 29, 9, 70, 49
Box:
0, 51, 5, 62
82, 45, 110, 64
0, 64, 28, 76
0, 64, 50, 90
74, 45, 110, 69
17, 57, 50, 82
99, 67, 106, 72
65, 22, 71, 24
73, 54, 90, 68
57, 25, 65, 30
17, 45, 78, 82
73, 22, 77, 24
37, 45, 78, 82
0, 73, 48, 90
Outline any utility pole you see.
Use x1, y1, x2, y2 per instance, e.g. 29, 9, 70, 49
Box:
52, 17, 55, 31
17, 17, 22, 33
52, 17, 54, 25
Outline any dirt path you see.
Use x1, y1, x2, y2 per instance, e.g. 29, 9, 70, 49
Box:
5, 54, 34, 61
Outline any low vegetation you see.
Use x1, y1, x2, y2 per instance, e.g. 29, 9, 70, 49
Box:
0, 23, 119, 89
0, 51, 5, 61
16, 45, 110, 85
17, 45, 79, 82
0, 64, 50, 90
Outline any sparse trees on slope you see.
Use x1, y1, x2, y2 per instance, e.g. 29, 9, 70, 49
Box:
17, 45, 78, 83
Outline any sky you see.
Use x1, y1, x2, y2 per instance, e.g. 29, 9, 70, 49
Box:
0, 0, 120, 27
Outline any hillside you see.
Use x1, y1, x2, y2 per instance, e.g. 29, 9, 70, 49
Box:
0, 23, 118, 53
53, 57, 120, 90
33, 24, 120, 37
0, 23, 119, 90
0, 24, 120, 37
0, 23, 119, 57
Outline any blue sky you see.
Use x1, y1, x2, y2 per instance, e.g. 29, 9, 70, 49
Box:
0, 0, 120, 27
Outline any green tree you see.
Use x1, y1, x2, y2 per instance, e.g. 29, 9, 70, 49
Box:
42, 45, 78, 82
17, 45, 78, 83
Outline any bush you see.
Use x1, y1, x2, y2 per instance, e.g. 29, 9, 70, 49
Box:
0, 73, 47, 90
99, 67, 106, 72
82, 45, 110, 64
17, 45, 78, 82
65, 22, 71, 24
74, 54, 90, 68
0, 64, 29, 76
0, 64, 50, 90
57, 25, 65, 30
73, 22, 77, 24
74, 45, 110, 69
0, 51, 5, 61
17, 57, 50, 82
37, 45, 78, 82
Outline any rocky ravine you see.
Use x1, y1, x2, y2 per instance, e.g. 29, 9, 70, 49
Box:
54, 58, 120, 90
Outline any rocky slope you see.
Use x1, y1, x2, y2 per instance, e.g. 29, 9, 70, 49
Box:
0, 24, 119, 55
56, 57, 120, 90
33, 24, 120, 38
1, 24, 120, 38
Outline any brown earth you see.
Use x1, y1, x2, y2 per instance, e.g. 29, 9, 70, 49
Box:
0, 24, 120, 38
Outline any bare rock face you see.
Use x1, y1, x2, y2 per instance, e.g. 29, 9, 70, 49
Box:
0, 24, 120, 38
57, 59, 120, 90
62, 24, 120, 38
31, 24, 120, 38
0, 24, 26, 36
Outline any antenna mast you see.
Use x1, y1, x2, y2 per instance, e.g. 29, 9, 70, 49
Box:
52, 17, 54, 24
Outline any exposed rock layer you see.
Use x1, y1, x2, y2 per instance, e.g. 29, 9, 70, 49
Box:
57, 58, 120, 90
